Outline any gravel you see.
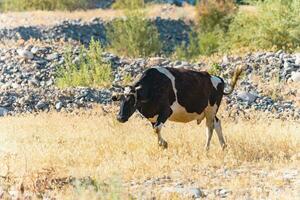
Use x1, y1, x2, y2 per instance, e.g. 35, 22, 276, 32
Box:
0, 18, 191, 54
0, 43, 299, 120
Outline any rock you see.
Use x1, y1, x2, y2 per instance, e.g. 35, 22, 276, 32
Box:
55, 101, 63, 110
47, 53, 59, 61
283, 169, 298, 180
215, 188, 231, 198
237, 91, 258, 104
291, 71, 300, 82
17, 49, 34, 60
35, 101, 48, 110
162, 187, 204, 198
295, 53, 300, 65
30, 46, 40, 54
0, 107, 8, 116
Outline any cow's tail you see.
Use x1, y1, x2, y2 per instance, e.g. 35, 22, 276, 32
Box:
223, 65, 243, 95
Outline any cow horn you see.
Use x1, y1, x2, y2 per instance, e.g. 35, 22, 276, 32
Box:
111, 92, 122, 101
135, 85, 142, 90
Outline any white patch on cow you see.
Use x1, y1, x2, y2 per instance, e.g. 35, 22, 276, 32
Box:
153, 67, 205, 123
169, 102, 205, 123
211, 76, 222, 90
124, 86, 131, 95
153, 67, 177, 98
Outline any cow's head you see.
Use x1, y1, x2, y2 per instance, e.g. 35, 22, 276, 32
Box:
112, 85, 143, 123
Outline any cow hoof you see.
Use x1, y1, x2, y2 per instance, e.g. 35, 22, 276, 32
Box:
158, 140, 168, 149
205, 146, 210, 151
222, 143, 227, 151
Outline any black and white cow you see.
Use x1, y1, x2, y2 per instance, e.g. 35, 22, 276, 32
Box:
112, 66, 242, 150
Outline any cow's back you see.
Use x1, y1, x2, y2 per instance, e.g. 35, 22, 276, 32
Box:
167, 68, 214, 114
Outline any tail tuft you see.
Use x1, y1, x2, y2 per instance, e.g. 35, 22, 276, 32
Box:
223, 65, 243, 95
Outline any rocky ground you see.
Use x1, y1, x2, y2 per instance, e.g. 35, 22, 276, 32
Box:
0, 42, 299, 120
125, 166, 300, 199
2, 166, 299, 199
0, 7, 299, 120
0, 17, 190, 54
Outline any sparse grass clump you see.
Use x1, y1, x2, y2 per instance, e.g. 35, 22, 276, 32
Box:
208, 63, 222, 76
112, 0, 145, 10
56, 39, 112, 88
107, 11, 162, 58
0, 0, 92, 11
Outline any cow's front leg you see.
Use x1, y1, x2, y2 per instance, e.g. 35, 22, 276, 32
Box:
153, 108, 172, 149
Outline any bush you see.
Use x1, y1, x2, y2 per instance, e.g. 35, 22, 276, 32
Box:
107, 11, 162, 58
208, 63, 222, 76
174, 0, 236, 60
226, 0, 300, 51
174, 31, 221, 60
56, 39, 112, 88
174, 32, 201, 61
196, 0, 237, 33
0, 0, 91, 11
112, 0, 145, 10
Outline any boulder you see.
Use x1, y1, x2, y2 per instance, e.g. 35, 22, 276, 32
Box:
0, 107, 9, 116
291, 71, 300, 82
237, 91, 258, 104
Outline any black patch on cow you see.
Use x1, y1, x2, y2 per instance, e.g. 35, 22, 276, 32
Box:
167, 68, 219, 114
134, 68, 176, 119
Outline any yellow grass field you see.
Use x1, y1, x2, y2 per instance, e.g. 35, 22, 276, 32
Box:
0, 107, 299, 199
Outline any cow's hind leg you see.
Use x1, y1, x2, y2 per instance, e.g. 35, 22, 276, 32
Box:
205, 116, 214, 151
153, 108, 172, 149
214, 117, 227, 150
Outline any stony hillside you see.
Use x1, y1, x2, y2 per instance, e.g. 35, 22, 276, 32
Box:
0, 43, 299, 120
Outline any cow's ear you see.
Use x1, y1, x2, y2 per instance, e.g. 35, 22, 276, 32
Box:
111, 93, 122, 101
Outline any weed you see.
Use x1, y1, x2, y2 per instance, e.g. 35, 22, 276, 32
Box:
107, 10, 162, 58
0, 0, 92, 11
56, 38, 112, 88
208, 63, 222, 76
112, 0, 145, 10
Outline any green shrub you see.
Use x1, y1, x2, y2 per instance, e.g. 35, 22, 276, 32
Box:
174, 32, 200, 61
107, 11, 162, 58
112, 0, 145, 10
208, 63, 222, 76
226, 0, 300, 51
174, 30, 221, 61
56, 39, 112, 88
0, 0, 92, 11
196, 0, 237, 33
174, 0, 236, 60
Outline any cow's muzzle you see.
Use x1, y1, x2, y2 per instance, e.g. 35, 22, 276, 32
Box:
117, 115, 128, 123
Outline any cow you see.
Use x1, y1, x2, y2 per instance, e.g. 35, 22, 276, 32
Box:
112, 66, 242, 150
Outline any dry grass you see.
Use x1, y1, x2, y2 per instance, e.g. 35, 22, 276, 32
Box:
0, 4, 195, 29
0, 107, 299, 199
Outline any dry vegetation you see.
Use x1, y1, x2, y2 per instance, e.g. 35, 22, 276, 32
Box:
0, 4, 195, 29
0, 106, 299, 199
